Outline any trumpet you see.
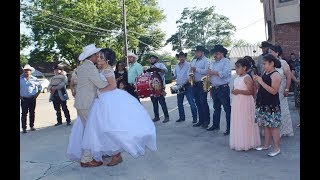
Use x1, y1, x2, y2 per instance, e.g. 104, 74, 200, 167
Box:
188, 59, 195, 86
201, 60, 212, 92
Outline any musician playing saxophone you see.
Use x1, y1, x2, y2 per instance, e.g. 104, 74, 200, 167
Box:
190, 45, 210, 128
206, 45, 232, 136
172, 51, 198, 123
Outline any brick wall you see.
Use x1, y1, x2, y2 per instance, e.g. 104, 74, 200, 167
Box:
274, 22, 300, 60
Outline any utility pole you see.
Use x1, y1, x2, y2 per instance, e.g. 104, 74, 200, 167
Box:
121, 0, 129, 67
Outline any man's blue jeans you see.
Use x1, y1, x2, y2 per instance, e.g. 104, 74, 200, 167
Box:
211, 85, 231, 131
177, 85, 198, 120
151, 95, 169, 118
193, 81, 210, 125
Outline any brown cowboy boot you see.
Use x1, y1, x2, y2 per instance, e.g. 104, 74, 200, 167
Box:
80, 159, 103, 168
107, 153, 123, 166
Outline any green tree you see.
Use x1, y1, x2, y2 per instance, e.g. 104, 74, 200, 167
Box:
20, 33, 32, 65
20, 55, 29, 66
166, 6, 236, 51
133, 28, 166, 63
20, 33, 31, 51
21, 0, 165, 65
232, 39, 252, 47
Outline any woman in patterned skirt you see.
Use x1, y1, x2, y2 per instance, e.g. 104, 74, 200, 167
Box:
253, 54, 282, 157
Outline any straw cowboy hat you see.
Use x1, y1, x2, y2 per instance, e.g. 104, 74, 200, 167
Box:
78, 44, 102, 61
127, 52, 138, 59
22, 64, 35, 73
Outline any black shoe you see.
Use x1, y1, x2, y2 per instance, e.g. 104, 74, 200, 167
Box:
176, 118, 185, 122
152, 117, 160, 122
192, 119, 197, 123
223, 130, 230, 135
67, 122, 71, 126
193, 122, 202, 127
22, 129, 27, 133
30, 127, 36, 131
163, 117, 170, 123
207, 125, 220, 131
54, 123, 62, 126
201, 124, 209, 128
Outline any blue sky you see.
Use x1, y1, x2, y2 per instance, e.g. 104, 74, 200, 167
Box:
157, 0, 266, 53
21, 0, 266, 55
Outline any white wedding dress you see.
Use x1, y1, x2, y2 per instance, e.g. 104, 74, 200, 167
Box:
67, 67, 157, 162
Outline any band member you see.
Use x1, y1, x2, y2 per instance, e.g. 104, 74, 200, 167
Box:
190, 45, 210, 128
257, 41, 271, 75
148, 55, 170, 123
206, 45, 232, 135
127, 52, 143, 101
20, 64, 42, 133
173, 51, 198, 123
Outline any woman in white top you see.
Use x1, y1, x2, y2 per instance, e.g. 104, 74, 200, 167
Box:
269, 45, 294, 137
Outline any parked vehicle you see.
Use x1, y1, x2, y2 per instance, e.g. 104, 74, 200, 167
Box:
31, 70, 50, 93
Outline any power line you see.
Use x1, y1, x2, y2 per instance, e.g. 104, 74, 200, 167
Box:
21, 3, 161, 52
236, 18, 264, 32
64, 29, 85, 46
40, 16, 119, 35
21, 5, 116, 34
32, 20, 112, 37
21, 3, 156, 38
33, 19, 158, 50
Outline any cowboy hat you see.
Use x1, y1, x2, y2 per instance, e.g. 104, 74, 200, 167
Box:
22, 64, 35, 73
149, 54, 159, 59
210, 45, 228, 55
259, 41, 271, 48
175, 51, 188, 58
127, 52, 138, 59
78, 44, 102, 61
52, 64, 64, 70
192, 45, 209, 54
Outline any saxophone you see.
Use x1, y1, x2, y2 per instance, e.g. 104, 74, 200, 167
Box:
201, 60, 211, 92
188, 59, 195, 86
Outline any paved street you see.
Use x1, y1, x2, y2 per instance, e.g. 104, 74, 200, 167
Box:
20, 73, 300, 180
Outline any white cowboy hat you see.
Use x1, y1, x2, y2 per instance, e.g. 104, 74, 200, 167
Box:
22, 64, 35, 73
127, 52, 138, 59
78, 44, 102, 61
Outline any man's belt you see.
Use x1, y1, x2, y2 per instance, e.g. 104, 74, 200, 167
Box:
212, 84, 229, 89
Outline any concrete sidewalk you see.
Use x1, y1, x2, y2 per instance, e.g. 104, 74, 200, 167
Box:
20, 81, 300, 180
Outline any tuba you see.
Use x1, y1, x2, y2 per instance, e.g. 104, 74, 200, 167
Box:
189, 59, 195, 86
201, 60, 212, 92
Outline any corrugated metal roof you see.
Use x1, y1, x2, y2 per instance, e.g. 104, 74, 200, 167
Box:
229, 46, 262, 59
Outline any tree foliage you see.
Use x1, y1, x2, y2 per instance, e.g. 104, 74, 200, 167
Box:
166, 6, 236, 51
232, 39, 253, 47
21, 0, 165, 65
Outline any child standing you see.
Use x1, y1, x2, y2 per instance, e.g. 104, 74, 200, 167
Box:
229, 58, 261, 151
253, 54, 282, 157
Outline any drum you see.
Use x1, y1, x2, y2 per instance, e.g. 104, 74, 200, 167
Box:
134, 72, 163, 98
170, 84, 186, 94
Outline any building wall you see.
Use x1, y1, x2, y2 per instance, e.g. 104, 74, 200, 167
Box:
274, 22, 300, 59
274, 0, 300, 24
261, 0, 300, 60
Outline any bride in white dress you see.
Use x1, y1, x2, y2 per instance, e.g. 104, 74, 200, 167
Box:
67, 48, 157, 166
